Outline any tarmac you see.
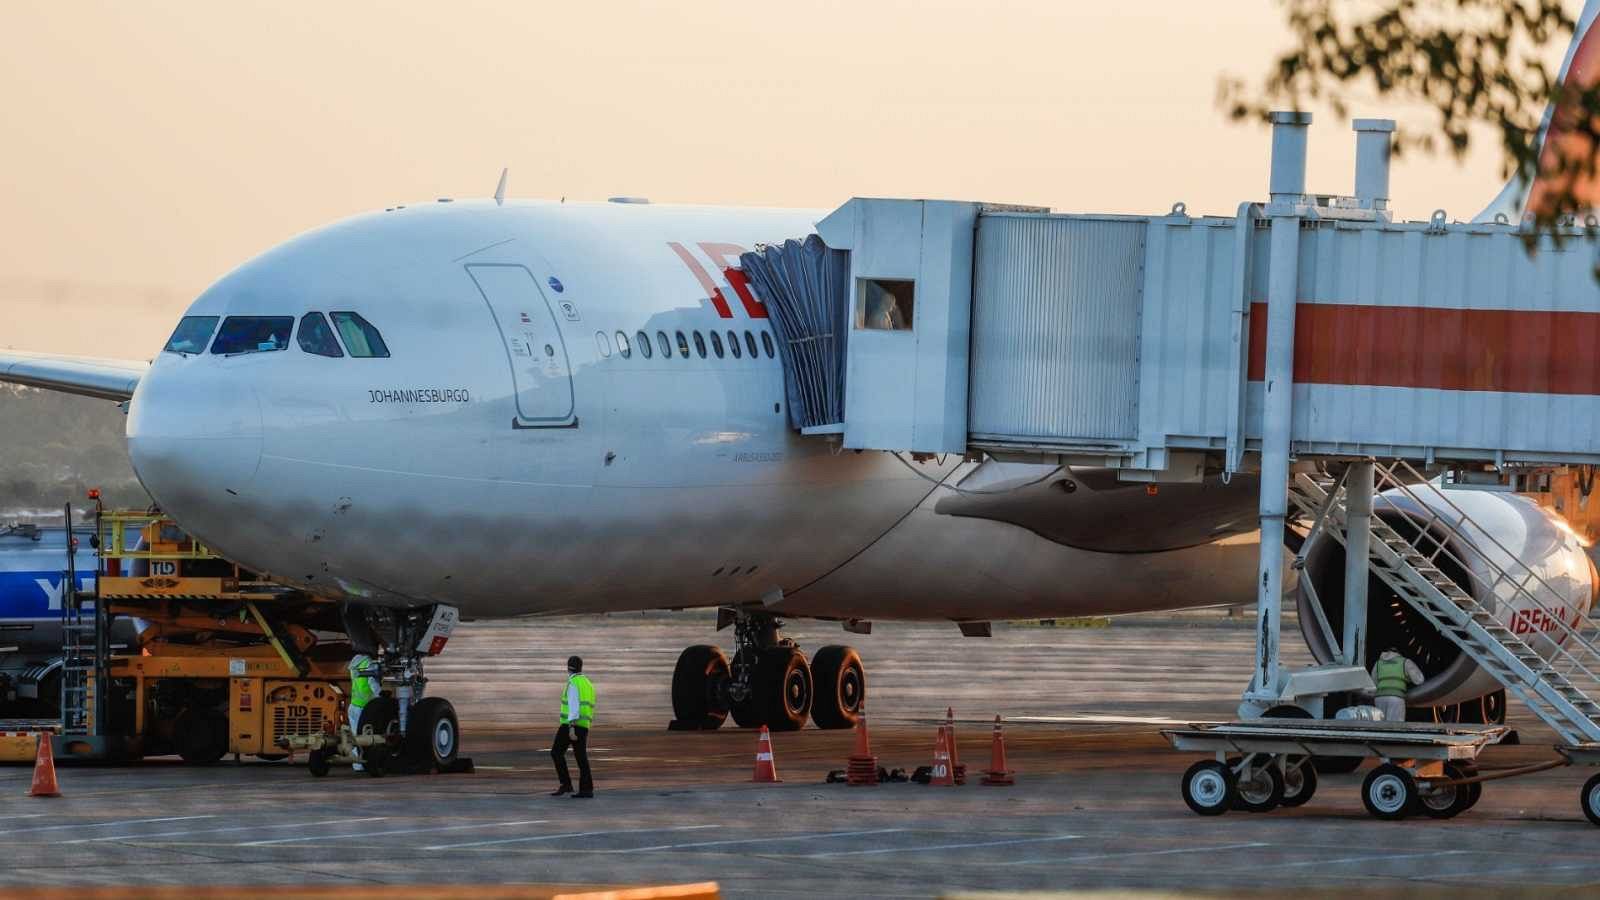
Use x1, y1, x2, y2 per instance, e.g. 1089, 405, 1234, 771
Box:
2, 612, 1598, 897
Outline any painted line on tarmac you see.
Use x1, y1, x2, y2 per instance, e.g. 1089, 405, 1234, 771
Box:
627, 827, 911, 852
1430, 860, 1600, 880
802, 834, 1084, 858
426, 824, 721, 851
239, 819, 551, 846
1268, 849, 1475, 869
62, 817, 390, 844
996, 841, 1271, 866
1010, 715, 1224, 726
0, 815, 215, 837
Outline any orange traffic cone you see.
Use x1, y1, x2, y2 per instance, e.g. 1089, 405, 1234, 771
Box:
929, 725, 956, 786
29, 733, 61, 798
753, 725, 781, 783
980, 715, 1015, 786
946, 707, 967, 785
846, 709, 878, 786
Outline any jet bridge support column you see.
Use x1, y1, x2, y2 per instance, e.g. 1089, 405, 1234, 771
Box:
1251, 111, 1312, 701
1341, 461, 1374, 667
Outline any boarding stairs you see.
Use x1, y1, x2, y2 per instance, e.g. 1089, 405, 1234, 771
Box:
57, 508, 101, 737
1289, 460, 1600, 746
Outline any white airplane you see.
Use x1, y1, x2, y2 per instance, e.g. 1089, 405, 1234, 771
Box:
4, 8, 1598, 760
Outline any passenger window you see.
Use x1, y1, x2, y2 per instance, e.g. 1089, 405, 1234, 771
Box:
656, 330, 672, 359
744, 331, 759, 358
210, 316, 295, 355
596, 331, 613, 358
330, 312, 390, 358
616, 331, 632, 359
856, 278, 915, 330
676, 330, 690, 358
297, 312, 344, 358
762, 331, 776, 358
637, 330, 653, 359
162, 316, 219, 355
727, 329, 741, 359
709, 331, 725, 358
693, 331, 707, 358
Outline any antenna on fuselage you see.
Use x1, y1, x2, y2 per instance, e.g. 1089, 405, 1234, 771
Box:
493, 168, 508, 206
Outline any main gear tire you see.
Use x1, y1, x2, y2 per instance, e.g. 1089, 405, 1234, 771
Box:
671, 644, 731, 730
405, 697, 460, 769
756, 646, 812, 731
809, 645, 865, 730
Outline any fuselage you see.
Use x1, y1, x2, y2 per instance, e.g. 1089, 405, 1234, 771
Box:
126, 199, 1262, 621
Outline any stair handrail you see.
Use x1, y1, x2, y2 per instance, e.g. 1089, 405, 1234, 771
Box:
1371, 460, 1600, 687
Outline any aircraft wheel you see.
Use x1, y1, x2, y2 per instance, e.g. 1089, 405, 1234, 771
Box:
670, 645, 730, 730
1582, 772, 1600, 827
307, 749, 330, 777
1419, 762, 1474, 819
1182, 760, 1236, 816
809, 645, 865, 730
729, 648, 766, 729
405, 697, 459, 769
1362, 763, 1420, 820
1279, 757, 1318, 807
358, 696, 400, 773
1230, 757, 1285, 812
757, 646, 812, 731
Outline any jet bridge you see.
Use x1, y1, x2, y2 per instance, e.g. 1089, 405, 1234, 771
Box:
741, 112, 1600, 823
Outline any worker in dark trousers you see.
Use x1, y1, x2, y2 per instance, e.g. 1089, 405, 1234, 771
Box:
551, 655, 596, 798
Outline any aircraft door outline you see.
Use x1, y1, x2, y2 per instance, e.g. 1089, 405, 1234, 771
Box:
465, 263, 578, 428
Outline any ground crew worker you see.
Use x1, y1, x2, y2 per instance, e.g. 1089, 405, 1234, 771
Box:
347, 652, 380, 772
1371, 646, 1424, 722
551, 655, 595, 798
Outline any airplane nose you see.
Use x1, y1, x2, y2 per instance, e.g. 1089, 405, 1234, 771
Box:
126, 362, 264, 512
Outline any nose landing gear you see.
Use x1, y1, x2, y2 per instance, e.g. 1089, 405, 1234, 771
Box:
668, 609, 866, 731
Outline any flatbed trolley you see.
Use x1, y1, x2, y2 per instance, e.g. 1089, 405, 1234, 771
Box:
1159, 720, 1565, 821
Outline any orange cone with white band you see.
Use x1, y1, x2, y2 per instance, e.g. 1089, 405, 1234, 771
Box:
752, 725, 781, 783
29, 733, 61, 797
929, 725, 956, 786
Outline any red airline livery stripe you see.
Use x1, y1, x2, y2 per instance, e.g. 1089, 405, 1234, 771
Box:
1246, 302, 1600, 395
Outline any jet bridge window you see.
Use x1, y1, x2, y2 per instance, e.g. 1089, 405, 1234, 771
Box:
297, 312, 344, 358
210, 316, 295, 355
162, 316, 219, 355
330, 312, 390, 358
855, 278, 914, 331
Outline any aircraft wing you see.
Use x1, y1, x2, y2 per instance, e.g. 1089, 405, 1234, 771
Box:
0, 350, 147, 402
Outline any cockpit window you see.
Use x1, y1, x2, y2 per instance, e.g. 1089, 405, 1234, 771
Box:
210, 316, 294, 355
330, 312, 390, 358
297, 312, 344, 358
162, 316, 219, 355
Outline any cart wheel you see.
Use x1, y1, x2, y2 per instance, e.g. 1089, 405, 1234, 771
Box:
1420, 762, 1474, 819
364, 752, 386, 778
1362, 763, 1420, 820
1279, 757, 1318, 807
1458, 764, 1483, 811
1232, 760, 1285, 812
1182, 760, 1237, 816
307, 749, 330, 778
1582, 773, 1600, 827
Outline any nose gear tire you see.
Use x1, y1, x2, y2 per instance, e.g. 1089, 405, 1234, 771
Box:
405, 697, 460, 769
809, 645, 865, 730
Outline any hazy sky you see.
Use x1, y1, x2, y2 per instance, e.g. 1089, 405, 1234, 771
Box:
0, 2, 1570, 356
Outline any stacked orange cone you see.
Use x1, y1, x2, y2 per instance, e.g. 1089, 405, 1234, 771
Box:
929, 725, 956, 786
980, 715, 1015, 786
846, 709, 878, 786
29, 733, 61, 798
946, 707, 967, 785
752, 725, 781, 783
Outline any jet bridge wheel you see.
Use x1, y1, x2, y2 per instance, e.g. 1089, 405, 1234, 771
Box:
1181, 760, 1237, 816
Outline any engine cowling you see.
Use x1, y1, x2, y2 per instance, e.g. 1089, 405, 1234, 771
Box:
1297, 485, 1597, 706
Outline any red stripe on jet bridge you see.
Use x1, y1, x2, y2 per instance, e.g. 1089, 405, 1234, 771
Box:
668, 242, 734, 318
1245, 302, 1600, 395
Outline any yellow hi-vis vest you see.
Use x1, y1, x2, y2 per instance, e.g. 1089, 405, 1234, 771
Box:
562, 673, 596, 728
1374, 655, 1409, 698
348, 655, 379, 710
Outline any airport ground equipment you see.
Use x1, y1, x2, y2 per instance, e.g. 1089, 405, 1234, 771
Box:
741, 111, 1600, 820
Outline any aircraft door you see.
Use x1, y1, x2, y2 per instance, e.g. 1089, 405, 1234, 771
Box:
466, 264, 577, 427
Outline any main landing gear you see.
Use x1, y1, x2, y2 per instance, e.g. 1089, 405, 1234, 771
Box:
670, 610, 866, 731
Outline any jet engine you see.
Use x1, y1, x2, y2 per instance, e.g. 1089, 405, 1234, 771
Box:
1297, 483, 1597, 708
